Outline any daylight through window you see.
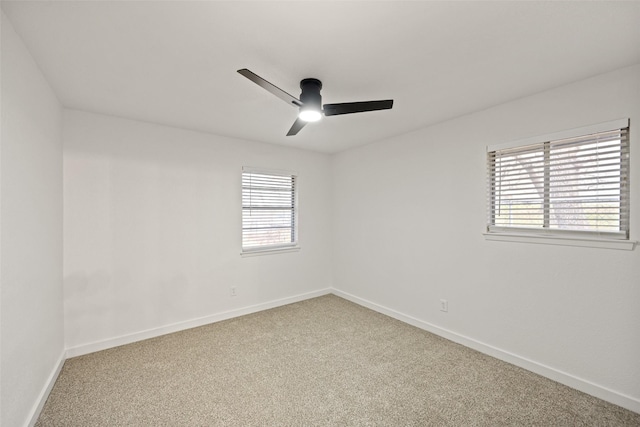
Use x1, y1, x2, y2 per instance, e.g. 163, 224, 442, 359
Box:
242, 169, 297, 252
487, 121, 629, 239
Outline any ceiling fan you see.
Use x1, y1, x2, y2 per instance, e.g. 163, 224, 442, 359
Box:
237, 69, 394, 136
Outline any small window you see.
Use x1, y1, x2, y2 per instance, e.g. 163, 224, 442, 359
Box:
242, 168, 298, 253
487, 120, 630, 240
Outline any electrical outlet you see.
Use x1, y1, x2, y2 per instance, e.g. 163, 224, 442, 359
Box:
230, 286, 237, 297
440, 299, 448, 312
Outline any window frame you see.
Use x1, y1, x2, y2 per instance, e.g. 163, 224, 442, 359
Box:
484, 119, 635, 251
241, 167, 299, 256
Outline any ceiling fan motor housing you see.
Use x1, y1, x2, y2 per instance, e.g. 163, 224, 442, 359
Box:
300, 78, 322, 111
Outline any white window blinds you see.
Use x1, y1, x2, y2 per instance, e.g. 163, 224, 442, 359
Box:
242, 169, 297, 251
487, 121, 630, 239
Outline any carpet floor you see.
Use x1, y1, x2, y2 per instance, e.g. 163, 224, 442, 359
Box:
36, 295, 640, 426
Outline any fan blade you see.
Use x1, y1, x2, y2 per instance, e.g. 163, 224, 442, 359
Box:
287, 117, 307, 136
323, 100, 393, 116
237, 69, 302, 107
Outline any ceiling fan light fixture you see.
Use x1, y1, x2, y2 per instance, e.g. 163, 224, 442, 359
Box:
298, 108, 322, 122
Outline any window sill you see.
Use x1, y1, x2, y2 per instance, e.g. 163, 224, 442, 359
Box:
241, 246, 300, 257
483, 232, 636, 251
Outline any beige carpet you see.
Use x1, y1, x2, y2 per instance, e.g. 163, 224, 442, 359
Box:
36, 295, 639, 426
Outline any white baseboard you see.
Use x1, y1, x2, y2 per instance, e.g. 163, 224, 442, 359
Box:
331, 288, 640, 415
26, 350, 65, 427
65, 288, 332, 358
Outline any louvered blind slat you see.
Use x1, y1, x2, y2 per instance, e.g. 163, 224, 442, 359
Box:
487, 124, 630, 238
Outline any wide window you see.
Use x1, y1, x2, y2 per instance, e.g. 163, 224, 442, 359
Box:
242, 168, 298, 253
487, 119, 630, 241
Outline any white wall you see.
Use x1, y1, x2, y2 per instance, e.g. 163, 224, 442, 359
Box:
1, 12, 64, 427
332, 64, 640, 411
63, 110, 332, 353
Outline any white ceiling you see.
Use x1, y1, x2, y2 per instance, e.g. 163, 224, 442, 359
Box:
3, 1, 640, 153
